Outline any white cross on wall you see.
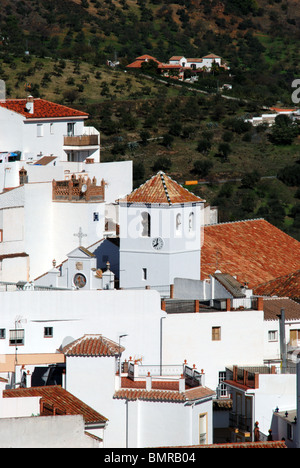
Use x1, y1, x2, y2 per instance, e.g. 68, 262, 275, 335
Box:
74, 227, 87, 246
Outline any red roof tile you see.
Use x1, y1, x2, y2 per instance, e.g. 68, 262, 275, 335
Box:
114, 386, 214, 402
62, 334, 124, 357
262, 297, 300, 321
3, 386, 108, 424
119, 172, 205, 205
126, 55, 161, 68
0, 98, 88, 119
201, 219, 300, 288
193, 441, 286, 448
254, 270, 300, 300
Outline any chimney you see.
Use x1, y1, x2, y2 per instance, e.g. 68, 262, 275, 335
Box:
146, 372, 152, 391
257, 296, 264, 311
26, 95, 34, 114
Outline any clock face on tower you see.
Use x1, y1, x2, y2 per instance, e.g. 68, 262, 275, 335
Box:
152, 237, 164, 250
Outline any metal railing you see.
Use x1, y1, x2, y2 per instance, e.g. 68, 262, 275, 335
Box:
229, 412, 252, 433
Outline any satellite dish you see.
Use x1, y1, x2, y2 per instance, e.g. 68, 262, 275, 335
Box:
81, 184, 87, 193
60, 336, 75, 351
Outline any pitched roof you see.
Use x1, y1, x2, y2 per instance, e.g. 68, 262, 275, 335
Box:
213, 272, 246, 298
113, 386, 214, 403
254, 270, 300, 300
262, 297, 300, 321
34, 156, 57, 166
62, 334, 125, 357
0, 98, 88, 119
3, 385, 108, 424
201, 219, 300, 288
203, 53, 221, 59
119, 172, 205, 205
126, 55, 161, 68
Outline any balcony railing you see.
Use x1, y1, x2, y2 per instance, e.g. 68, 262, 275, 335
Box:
64, 134, 99, 147
229, 412, 252, 433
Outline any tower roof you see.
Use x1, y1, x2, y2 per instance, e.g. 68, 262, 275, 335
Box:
119, 172, 205, 205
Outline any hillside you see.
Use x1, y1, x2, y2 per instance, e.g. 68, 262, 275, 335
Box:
0, 0, 300, 240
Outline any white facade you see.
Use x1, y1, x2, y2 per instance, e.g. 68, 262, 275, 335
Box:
0, 289, 165, 371
0, 98, 100, 163
0, 181, 106, 281
119, 202, 204, 290
162, 309, 265, 391
0, 413, 99, 448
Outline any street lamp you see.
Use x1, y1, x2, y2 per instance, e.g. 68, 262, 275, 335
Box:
119, 334, 128, 377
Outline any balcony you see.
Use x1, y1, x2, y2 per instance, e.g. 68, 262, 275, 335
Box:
52, 175, 105, 202
63, 134, 99, 147
229, 411, 252, 435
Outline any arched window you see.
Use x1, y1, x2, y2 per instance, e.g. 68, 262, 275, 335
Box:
141, 212, 151, 237
189, 212, 195, 232
176, 213, 182, 232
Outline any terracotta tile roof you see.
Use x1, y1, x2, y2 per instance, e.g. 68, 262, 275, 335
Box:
3, 385, 108, 424
187, 58, 203, 63
136, 55, 160, 62
195, 441, 286, 448
121, 377, 180, 391
169, 56, 185, 60
62, 334, 124, 357
34, 156, 57, 166
203, 53, 221, 59
114, 386, 215, 402
254, 270, 300, 300
262, 297, 300, 321
126, 55, 161, 68
0, 98, 88, 119
201, 219, 300, 288
119, 172, 205, 205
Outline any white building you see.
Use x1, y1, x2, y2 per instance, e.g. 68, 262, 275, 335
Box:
0, 382, 107, 448
63, 334, 215, 448
0, 176, 106, 282
118, 172, 205, 290
0, 96, 100, 164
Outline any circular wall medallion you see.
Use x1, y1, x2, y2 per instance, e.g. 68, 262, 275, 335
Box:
73, 273, 87, 288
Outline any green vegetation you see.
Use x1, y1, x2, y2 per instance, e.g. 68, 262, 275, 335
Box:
0, 0, 300, 239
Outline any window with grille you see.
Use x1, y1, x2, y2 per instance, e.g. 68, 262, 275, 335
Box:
218, 371, 228, 398
268, 330, 278, 342
0, 328, 5, 339
44, 327, 53, 338
9, 329, 24, 346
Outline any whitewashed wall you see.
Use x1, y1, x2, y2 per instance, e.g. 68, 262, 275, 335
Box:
162, 310, 265, 391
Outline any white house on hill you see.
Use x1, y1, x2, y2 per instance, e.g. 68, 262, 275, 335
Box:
0, 96, 100, 164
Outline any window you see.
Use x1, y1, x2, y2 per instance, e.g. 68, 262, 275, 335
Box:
287, 423, 293, 441
44, 327, 53, 338
67, 122, 75, 136
290, 330, 300, 347
37, 124, 44, 137
176, 213, 182, 233
189, 212, 195, 232
199, 413, 207, 444
9, 329, 24, 346
93, 212, 99, 222
141, 212, 151, 237
268, 330, 278, 342
142, 268, 147, 281
212, 326, 221, 341
218, 371, 228, 398
0, 328, 5, 339
50, 123, 54, 135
